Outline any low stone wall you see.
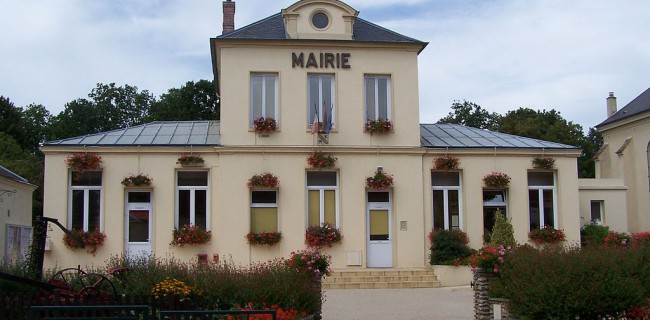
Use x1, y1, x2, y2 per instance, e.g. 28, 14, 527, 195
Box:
431, 265, 473, 287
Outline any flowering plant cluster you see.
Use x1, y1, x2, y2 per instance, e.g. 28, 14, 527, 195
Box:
306, 150, 336, 168
121, 173, 152, 187
65, 152, 102, 173
364, 117, 393, 135
246, 231, 282, 247
253, 116, 278, 134
483, 172, 511, 188
287, 248, 332, 277
151, 277, 201, 302
177, 153, 204, 166
433, 154, 460, 171
528, 225, 566, 244
626, 299, 650, 320
170, 224, 211, 246
603, 231, 632, 247
247, 172, 280, 189
365, 169, 394, 190
427, 228, 469, 245
532, 156, 555, 169
62, 228, 106, 255
634, 231, 650, 246
469, 245, 511, 273
305, 223, 343, 247
231, 302, 306, 320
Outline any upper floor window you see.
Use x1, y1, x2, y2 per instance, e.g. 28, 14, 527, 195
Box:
308, 74, 335, 127
365, 75, 391, 121
306, 171, 338, 227
69, 171, 102, 231
250, 73, 278, 126
528, 172, 556, 230
431, 172, 461, 230
176, 171, 209, 230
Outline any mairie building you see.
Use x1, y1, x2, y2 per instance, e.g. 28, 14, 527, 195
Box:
42, 0, 581, 271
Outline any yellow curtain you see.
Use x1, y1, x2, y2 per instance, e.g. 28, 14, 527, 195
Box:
251, 207, 278, 233
324, 190, 336, 225
308, 190, 320, 226
370, 210, 389, 238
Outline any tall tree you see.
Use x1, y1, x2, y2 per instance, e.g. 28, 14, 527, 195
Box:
437, 100, 501, 130
89, 83, 154, 129
577, 128, 603, 178
49, 98, 100, 140
21, 103, 52, 153
0, 96, 26, 147
149, 80, 219, 121
0, 133, 43, 215
498, 108, 584, 147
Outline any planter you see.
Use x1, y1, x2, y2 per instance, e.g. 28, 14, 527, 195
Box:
365, 169, 394, 190
66, 152, 102, 173
433, 154, 460, 172
177, 154, 204, 167
483, 172, 510, 189
247, 173, 279, 190
179, 162, 204, 167
364, 118, 393, 135
121, 173, 152, 187
431, 265, 473, 287
532, 156, 555, 170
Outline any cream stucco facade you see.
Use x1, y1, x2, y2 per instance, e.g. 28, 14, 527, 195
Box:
0, 166, 36, 264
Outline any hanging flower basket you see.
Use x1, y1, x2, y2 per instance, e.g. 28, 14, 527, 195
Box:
121, 173, 152, 187
246, 231, 282, 247
364, 118, 393, 135
253, 116, 278, 135
305, 223, 343, 248
433, 154, 460, 171
483, 172, 511, 188
365, 169, 394, 190
65, 153, 102, 173
307, 150, 337, 168
177, 154, 204, 167
528, 225, 566, 244
247, 172, 279, 190
170, 224, 211, 247
62, 228, 106, 255
532, 156, 555, 170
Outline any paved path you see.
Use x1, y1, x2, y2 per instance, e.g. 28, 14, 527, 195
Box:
322, 286, 474, 320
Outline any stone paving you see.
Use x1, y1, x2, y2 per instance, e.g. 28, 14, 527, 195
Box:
321, 286, 474, 320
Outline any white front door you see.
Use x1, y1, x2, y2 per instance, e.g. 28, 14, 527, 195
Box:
367, 191, 392, 268
125, 191, 152, 259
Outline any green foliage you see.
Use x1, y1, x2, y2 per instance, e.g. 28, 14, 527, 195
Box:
580, 222, 610, 246
437, 100, 501, 130
491, 245, 650, 319
21, 103, 52, 153
578, 128, 603, 178
149, 80, 219, 121
489, 211, 516, 247
0, 96, 26, 147
428, 229, 473, 265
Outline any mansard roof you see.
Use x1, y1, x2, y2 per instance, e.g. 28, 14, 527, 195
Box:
597, 86, 650, 128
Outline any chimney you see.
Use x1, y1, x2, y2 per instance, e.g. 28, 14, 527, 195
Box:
222, 0, 235, 35
606, 91, 617, 117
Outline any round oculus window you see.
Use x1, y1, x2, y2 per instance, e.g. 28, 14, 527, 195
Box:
311, 12, 329, 29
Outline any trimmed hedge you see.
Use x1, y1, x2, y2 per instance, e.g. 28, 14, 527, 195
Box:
428, 229, 473, 265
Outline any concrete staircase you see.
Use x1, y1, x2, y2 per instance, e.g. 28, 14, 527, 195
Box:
323, 269, 441, 289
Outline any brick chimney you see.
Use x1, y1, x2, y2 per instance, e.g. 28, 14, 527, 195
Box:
222, 0, 235, 35
607, 91, 617, 117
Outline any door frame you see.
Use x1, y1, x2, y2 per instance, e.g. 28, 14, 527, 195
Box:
124, 190, 153, 258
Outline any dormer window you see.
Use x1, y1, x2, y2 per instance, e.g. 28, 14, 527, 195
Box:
311, 11, 330, 30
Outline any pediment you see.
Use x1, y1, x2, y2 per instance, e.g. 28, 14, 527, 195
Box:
282, 0, 359, 40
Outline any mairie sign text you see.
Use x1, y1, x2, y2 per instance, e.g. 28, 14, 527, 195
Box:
292, 52, 351, 69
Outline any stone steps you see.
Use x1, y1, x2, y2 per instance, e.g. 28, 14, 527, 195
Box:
323, 269, 440, 290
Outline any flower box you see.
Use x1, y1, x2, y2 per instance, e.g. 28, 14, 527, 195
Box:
483, 172, 511, 188
307, 150, 336, 168
170, 224, 211, 247
62, 228, 106, 255
528, 225, 566, 245
365, 169, 394, 190
532, 156, 555, 169
121, 173, 152, 187
253, 116, 277, 136
177, 154, 204, 167
364, 118, 393, 135
247, 172, 279, 190
66, 153, 102, 173
433, 154, 460, 171
246, 231, 282, 247
305, 223, 343, 248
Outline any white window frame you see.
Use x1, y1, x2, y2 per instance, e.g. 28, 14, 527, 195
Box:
5, 224, 32, 263
482, 190, 508, 235
590, 200, 604, 224
250, 73, 279, 126
307, 74, 336, 127
68, 171, 103, 232
306, 171, 339, 227
528, 172, 558, 230
431, 172, 463, 230
250, 190, 279, 232
364, 75, 392, 121
175, 170, 210, 230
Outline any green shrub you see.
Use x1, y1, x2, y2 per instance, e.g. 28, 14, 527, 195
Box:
490, 245, 650, 319
580, 222, 610, 246
428, 229, 473, 265
489, 211, 516, 247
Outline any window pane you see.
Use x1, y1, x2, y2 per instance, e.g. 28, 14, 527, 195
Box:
128, 210, 149, 242
367, 191, 389, 203
252, 191, 277, 204
365, 77, 376, 120
308, 190, 320, 226
543, 189, 554, 227
251, 76, 263, 120
483, 207, 506, 235
308, 76, 319, 124
264, 76, 276, 118
88, 190, 101, 230
322, 77, 332, 118
448, 190, 459, 229
431, 172, 460, 186
195, 190, 207, 230
72, 190, 84, 230
433, 190, 444, 229
307, 171, 337, 186
369, 209, 389, 241
590, 201, 602, 222
128, 192, 151, 203
483, 190, 506, 204
179, 190, 191, 226
324, 190, 336, 225
528, 172, 554, 186
178, 171, 208, 186
71, 171, 102, 186
251, 207, 278, 233
529, 190, 540, 230
378, 78, 388, 119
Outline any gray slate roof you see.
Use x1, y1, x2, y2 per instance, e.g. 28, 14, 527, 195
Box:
420, 124, 577, 149
217, 13, 425, 46
0, 165, 28, 184
43, 121, 220, 147
597, 87, 650, 127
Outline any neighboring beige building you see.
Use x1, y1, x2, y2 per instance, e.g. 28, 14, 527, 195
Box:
42, 0, 582, 270
0, 165, 36, 264
579, 89, 650, 233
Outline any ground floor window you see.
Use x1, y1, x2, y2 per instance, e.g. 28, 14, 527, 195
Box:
590, 200, 604, 224
528, 172, 556, 230
176, 171, 209, 230
251, 190, 278, 233
306, 171, 338, 226
483, 190, 507, 238
432, 172, 461, 230
69, 171, 102, 231
5, 225, 31, 263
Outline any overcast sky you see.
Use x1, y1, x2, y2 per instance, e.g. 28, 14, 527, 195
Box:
1, 0, 649, 130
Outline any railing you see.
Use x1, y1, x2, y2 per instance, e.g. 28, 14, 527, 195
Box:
159, 310, 276, 319
29, 305, 150, 320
